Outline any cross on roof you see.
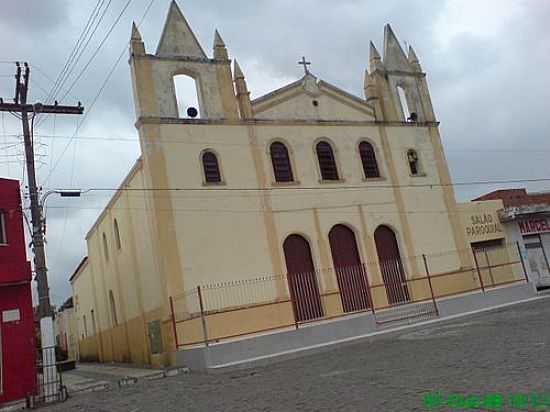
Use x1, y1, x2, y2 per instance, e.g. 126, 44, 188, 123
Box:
298, 56, 311, 75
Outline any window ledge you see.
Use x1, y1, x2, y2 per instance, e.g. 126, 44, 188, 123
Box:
202, 181, 227, 187
362, 176, 385, 182
318, 179, 346, 184
272, 180, 301, 187
409, 173, 427, 178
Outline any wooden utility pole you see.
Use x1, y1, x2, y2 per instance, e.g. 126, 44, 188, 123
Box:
0, 62, 84, 319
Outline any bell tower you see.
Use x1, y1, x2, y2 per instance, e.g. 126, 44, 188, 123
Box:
129, 0, 239, 121
364, 24, 435, 123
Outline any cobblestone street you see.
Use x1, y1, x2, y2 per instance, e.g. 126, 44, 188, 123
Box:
46, 297, 550, 412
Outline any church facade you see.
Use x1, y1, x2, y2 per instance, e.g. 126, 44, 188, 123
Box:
71, 2, 521, 366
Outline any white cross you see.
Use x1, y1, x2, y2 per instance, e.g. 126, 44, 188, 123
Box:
298, 56, 311, 75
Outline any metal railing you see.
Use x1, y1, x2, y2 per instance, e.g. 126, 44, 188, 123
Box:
170, 241, 528, 348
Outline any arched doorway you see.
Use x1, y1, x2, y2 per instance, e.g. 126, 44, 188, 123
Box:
374, 226, 410, 305
283, 235, 324, 322
328, 225, 370, 312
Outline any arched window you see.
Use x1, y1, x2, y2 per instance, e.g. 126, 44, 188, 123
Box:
109, 290, 118, 326
173, 74, 201, 119
270, 142, 294, 182
102, 233, 109, 261
202, 151, 222, 183
407, 149, 420, 176
359, 141, 380, 179
316, 141, 339, 181
113, 219, 121, 250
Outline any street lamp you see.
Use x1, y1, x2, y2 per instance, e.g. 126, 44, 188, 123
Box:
35, 189, 82, 401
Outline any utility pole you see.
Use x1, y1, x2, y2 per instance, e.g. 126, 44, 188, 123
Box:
0, 62, 83, 401
0, 63, 83, 318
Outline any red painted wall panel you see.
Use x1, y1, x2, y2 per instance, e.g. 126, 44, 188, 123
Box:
0, 178, 30, 284
0, 178, 36, 404
0, 285, 36, 404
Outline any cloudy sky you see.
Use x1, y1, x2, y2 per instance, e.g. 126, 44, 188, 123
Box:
1, 0, 549, 305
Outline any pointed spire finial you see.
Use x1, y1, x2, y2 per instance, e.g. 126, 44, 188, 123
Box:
131, 21, 142, 41
156, 0, 207, 58
213, 29, 229, 59
234, 60, 245, 80
369, 41, 384, 73
214, 29, 225, 48
408, 45, 422, 72
383, 24, 411, 72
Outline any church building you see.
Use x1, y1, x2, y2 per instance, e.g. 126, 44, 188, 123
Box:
71, 1, 526, 367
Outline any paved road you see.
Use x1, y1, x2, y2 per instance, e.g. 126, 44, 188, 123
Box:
46, 297, 550, 411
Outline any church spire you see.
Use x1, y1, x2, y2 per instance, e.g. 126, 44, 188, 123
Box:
369, 41, 384, 73
233, 60, 253, 119
408, 45, 422, 72
130, 21, 145, 56
383, 24, 411, 72
213, 29, 229, 60
156, 0, 206, 58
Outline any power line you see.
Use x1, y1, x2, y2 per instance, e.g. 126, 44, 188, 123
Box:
47, 177, 550, 194
42, 0, 108, 106
59, 0, 135, 102
6, 133, 550, 153
43, 0, 157, 186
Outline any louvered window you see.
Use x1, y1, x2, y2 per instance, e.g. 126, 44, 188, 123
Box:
316, 142, 339, 181
202, 151, 222, 183
270, 142, 294, 183
359, 141, 380, 178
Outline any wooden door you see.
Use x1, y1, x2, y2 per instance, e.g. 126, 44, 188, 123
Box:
283, 235, 324, 322
329, 225, 370, 312
374, 226, 410, 305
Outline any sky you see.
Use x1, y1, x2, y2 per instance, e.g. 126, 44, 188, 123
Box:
0, 0, 549, 305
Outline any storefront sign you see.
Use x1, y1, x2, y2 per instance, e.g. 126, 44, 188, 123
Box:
466, 214, 503, 238
518, 218, 550, 235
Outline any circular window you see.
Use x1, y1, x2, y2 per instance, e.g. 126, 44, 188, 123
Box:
312, 100, 319, 107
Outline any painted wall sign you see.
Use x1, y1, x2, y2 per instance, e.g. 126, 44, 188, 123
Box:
519, 218, 550, 235
2, 309, 20, 323
465, 214, 503, 238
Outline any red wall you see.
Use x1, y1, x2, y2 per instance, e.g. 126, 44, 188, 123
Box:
0, 178, 30, 284
0, 285, 36, 403
0, 178, 36, 404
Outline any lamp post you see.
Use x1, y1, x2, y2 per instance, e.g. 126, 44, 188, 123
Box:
35, 189, 82, 401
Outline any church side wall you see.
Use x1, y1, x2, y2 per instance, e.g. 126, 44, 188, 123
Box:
75, 163, 167, 367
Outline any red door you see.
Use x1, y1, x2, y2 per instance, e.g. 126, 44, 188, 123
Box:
329, 225, 370, 312
283, 235, 324, 322
374, 226, 410, 305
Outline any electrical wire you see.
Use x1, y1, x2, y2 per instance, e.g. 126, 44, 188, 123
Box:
59, 0, 135, 102
47, 177, 550, 194
42, 0, 157, 186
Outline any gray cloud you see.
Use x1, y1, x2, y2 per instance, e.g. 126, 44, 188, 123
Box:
1, 0, 549, 304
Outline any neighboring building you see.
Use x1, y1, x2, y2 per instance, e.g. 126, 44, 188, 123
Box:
0, 178, 36, 403
54, 297, 78, 361
69, 257, 101, 362
70, 2, 523, 367
475, 189, 550, 288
